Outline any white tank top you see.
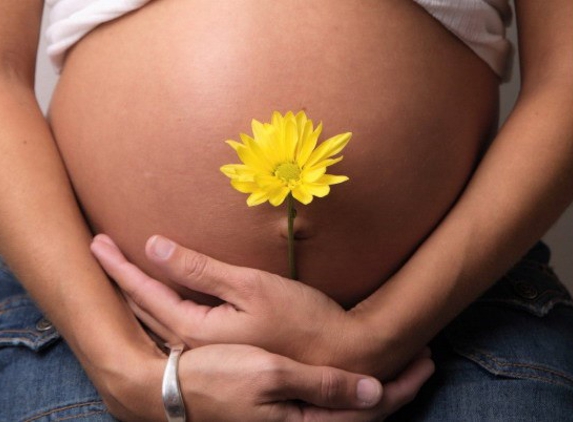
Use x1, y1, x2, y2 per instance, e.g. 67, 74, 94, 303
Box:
46, 0, 513, 80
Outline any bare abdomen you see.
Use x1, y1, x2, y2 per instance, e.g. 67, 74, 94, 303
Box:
49, 0, 499, 308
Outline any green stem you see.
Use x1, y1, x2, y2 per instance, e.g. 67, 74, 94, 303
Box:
286, 193, 298, 280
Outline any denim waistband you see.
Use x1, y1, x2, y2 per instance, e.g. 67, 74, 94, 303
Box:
521, 240, 551, 264
477, 241, 571, 316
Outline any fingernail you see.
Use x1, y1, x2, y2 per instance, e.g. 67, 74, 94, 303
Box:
94, 234, 114, 247
150, 236, 175, 259
356, 378, 382, 407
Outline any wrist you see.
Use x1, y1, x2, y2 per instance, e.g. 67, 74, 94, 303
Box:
59, 295, 168, 420
304, 307, 392, 377
345, 300, 428, 380
88, 337, 167, 421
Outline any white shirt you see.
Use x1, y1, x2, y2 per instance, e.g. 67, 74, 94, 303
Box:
46, 0, 513, 80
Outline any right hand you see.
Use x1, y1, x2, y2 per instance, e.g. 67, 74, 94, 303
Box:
102, 343, 433, 422
90, 234, 428, 380
182, 344, 434, 422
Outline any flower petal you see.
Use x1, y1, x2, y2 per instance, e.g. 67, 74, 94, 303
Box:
268, 186, 290, 206
318, 174, 349, 185
304, 132, 351, 168
220, 164, 256, 180
240, 133, 277, 168
295, 119, 314, 162
247, 190, 269, 207
251, 119, 269, 141
295, 111, 309, 136
255, 173, 284, 189
271, 111, 284, 128
220, 164, 239, 177
306, 183, 330, 197
292, 185, 313, 205
284, 118, 298, 162
296, 122, 321, 167
256, 127, 281, 164
235, 143, 274, 173
231, 180, 258, 193
225, 140, 244, 151
301, 166, 327, 183
306, 156, 343, 172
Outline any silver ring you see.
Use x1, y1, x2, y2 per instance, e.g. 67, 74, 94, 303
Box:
162, 345, 186, 422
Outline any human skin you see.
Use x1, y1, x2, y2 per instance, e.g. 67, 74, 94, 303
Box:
50, 0, 496, 382
50, 0, 498, 310
2, 0, 572, 421
88, 0, 573, 383
0, 1, 434, 420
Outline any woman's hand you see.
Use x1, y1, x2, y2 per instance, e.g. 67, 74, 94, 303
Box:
90, 234, 425, 378
90, 235, 435, 420
102, 342, 432, 422
179, 344, 433, 422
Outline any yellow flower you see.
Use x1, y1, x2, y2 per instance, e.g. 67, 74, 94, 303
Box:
220, 111, 350, 206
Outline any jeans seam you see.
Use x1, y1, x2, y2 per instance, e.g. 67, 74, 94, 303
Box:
477, 298, 573, 317
53, 409, 110, 422
22, 400, 107, 422
0, 330, 43, 336
0, 294, 34, 313
462, 346, 573, 387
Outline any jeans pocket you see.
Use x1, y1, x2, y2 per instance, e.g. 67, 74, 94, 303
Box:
0, 256, 62, 352
477, 258, 573, 316
0, 294, 61, 352
443, 259, 573, 390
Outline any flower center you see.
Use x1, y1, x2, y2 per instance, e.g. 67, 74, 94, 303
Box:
275, 162, 301, 182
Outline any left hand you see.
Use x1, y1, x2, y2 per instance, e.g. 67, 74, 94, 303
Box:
90, 234, 419, 376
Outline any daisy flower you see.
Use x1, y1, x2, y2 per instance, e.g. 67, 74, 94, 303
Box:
220, 111, 350, 207
220, 111, 351, 280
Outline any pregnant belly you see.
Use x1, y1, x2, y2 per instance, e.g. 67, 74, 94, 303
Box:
49, 0, 499, 308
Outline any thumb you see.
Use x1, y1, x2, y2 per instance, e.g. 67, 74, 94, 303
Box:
273, 359, 383, 410
146, 235, 259, 305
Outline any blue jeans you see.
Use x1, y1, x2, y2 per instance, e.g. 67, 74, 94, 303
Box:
388, 242, 573, 422
0, 261, 115, 421
1, 243, 573, 422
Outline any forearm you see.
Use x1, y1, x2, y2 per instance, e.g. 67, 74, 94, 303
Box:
353, 80, 573, 377
0, 79, 162, 390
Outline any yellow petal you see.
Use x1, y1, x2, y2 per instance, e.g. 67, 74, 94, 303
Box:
295, 119, 313, 162
235, 143, 273, 173
318, 174, 349, 185
231, 180, 258, 193
225, 140, 244, 151
306, 156, 343, 172
305, 132, 351, 168
292, 185, 313, 205
284, 119, 298, 162
240, 133, 277, 168
295, 111, 309, 134
256, 127, 281, 164
301, 166, 327, 183
271, 111, 284, 128
255, 173, 284, 189
284, 111, 295, 121
268, 186, 290, 206
296, 122, 321, 167
306, 183, 330, 197
251, 119, 268, 141
220, 164, 255, 179
247, 190, 269, 207
220, 164, 239, 177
